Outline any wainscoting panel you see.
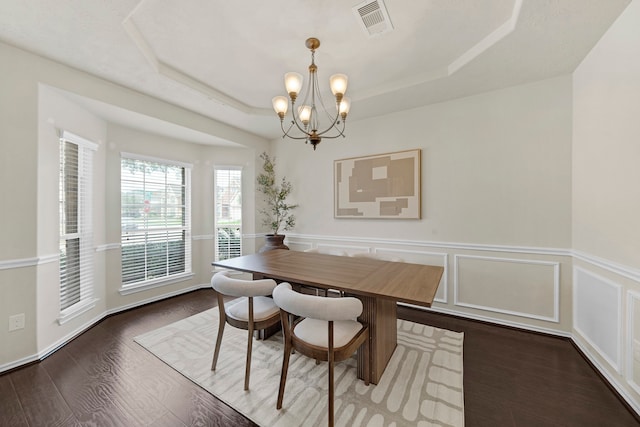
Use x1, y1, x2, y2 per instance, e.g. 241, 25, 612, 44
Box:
628, 291, 640, 395
454, 255, 560, 322
574, 267, 622, 373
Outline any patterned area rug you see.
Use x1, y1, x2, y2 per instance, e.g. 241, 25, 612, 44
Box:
135, 308, 464, 427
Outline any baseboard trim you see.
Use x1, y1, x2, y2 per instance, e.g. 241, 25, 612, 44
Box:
0, 283, 211, 375
400, 303, 571, 338
571, 337, 640, 420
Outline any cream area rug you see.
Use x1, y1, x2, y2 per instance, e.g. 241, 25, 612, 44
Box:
135, 308, 464, 427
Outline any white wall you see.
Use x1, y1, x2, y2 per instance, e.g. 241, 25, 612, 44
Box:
572, 0, 640, 412
0, 41, 267, 370
273, 75, 574, 334
36, 85, 108, 361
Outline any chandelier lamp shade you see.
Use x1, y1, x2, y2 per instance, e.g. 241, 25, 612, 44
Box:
272, 37, 351, 150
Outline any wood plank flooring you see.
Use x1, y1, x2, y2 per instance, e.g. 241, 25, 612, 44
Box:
1, 289, 638, 426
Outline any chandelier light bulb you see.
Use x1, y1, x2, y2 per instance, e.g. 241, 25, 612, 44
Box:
329, 74, 348, 97
298, 105, 312, 125
284, 72, 303, 99
339, 97, 351, 118
272, 96, 288, 117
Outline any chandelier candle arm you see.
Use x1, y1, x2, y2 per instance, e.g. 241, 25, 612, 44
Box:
271, 37, 351, 150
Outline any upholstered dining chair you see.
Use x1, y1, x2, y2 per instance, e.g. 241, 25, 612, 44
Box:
210, 270, 281, 390
272, 282, 370, 427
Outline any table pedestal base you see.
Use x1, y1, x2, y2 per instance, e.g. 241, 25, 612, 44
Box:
356, 296, 397, 385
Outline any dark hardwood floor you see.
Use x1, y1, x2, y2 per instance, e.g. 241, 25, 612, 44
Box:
1, 289, 638, 426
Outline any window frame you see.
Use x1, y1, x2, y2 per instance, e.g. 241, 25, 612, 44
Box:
58, 130, 98, 324
214, 165, 243, 262
119, 152, 193, 294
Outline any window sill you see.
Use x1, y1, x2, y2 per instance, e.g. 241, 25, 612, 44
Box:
58, 298, 99, 325
119, 272, 195, 296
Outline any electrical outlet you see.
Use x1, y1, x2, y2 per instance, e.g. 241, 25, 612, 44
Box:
9, 313, 25, 331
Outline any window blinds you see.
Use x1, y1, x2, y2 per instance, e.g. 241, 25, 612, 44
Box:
121, 155, 192, 286
59, 131, 97, 314
214, 167, 242, 261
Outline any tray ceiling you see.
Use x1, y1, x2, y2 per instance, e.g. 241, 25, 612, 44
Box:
0, 0, 631, 142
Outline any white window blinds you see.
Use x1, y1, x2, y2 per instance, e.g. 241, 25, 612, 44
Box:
121, 154, 192, 286
59, 131, 97, 316
214, 167, 242, 261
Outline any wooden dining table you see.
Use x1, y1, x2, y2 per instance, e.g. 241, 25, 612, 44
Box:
212, 249, 444, 384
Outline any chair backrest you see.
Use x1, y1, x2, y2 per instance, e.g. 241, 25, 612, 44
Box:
272, 283, 362, 321
211, 271, 277, 297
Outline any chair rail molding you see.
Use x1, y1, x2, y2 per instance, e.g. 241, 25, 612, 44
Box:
282, 233, 571, 256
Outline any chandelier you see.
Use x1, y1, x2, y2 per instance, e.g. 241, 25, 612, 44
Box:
272, 38, 351, 150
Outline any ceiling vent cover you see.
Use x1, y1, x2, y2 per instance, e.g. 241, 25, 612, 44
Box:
353, 0, 394, 37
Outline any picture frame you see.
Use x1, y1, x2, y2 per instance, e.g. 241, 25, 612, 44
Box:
334, 149, 421, 219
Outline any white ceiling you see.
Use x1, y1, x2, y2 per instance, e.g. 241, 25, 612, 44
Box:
0, 0, 631, 144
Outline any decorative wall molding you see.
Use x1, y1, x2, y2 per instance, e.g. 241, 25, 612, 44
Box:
573, 266, 623, 374
37, 253, 60, 265
2, 257, 39, 269
574, 250, 640, 282
420, 304, 571, 339
0, 254, 59, 270
627, 291, 640, 396
284, 232, 571, 257
573, 337, 640, 416
453, 254, 560, 322
5, 231, 639, 415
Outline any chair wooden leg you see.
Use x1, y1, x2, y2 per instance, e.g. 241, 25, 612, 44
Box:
277, 336, 292, 409
211, 321, 225, 370
244, 297, 254, 391
277, 310, 292, 410
328, 357, 335, 427
211, 292, 227, 371
328, 321, 335, 427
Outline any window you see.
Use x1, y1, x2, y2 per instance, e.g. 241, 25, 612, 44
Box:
59, 131, 97, 322
121, 154, 192, 289
214, 167, 242, 261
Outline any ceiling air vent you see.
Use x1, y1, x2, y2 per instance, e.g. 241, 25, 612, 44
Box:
352, 0, 394, 37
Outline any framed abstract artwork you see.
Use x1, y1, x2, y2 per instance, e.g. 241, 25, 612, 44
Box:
334, 149, 421, 219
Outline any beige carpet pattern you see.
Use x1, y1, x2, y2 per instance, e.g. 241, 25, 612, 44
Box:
135, 308, 464, 427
